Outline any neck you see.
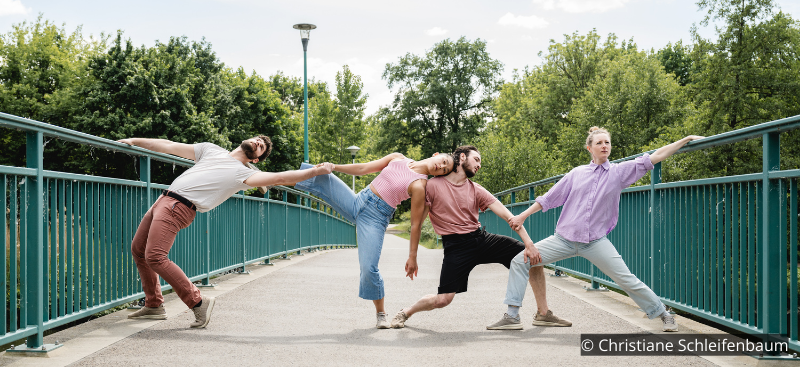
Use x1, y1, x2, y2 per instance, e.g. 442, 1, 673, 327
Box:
445, 170, 468, 185
229, 148, 251, 165
592, 157, 608, 165
408, 159, 430, 175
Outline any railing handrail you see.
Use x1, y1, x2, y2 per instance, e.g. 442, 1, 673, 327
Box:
493, 113, 800, 197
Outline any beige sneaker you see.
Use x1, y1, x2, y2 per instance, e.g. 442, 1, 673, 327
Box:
390, 310, 409, 329
376, 312, 390, 329
532, 310, 572, 327
661, 312, 678, 332
128, 304, 167, 320
190, 296, 216, 328
486, 313, 523, 330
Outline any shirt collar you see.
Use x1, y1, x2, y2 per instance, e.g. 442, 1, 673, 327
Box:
589, 159, 611, 171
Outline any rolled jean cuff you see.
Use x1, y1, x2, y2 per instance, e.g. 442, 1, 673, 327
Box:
645, 302, 667, 319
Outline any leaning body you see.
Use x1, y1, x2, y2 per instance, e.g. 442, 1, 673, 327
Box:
294, 152, 452, 328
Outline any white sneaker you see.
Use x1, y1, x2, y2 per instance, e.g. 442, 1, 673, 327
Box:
376, 312, 390, 329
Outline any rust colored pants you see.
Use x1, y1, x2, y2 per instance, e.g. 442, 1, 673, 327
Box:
131, 195, 201, 308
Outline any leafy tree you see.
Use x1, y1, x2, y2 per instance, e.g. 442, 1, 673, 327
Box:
379, 37, 503, 156
688, 0, 800, 176
656, 40, 692, 85
0, 15, 107, 167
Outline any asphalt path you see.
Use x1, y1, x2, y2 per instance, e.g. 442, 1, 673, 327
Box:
63, 232, 716, 367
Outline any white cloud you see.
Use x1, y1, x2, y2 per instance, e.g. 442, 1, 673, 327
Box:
0, 0, 30, 16
533, 0, 631, 13
497, 12, 549, 29
425, 27, 448, 36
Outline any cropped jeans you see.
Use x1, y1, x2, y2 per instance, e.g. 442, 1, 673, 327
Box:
295, 163, 395, 300
505, 233, 667, 319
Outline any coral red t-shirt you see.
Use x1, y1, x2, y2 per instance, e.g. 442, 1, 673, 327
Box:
425, 176, 498, 235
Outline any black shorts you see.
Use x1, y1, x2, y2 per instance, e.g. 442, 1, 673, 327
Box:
437, 228, 525, 294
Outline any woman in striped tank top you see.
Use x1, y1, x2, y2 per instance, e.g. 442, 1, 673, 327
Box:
295, 152, 454, 328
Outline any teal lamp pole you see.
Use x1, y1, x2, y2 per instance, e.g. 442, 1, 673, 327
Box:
293, 23, 316, 163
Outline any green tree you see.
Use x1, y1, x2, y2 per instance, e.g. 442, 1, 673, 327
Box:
656, 40, 692, 85
0, 15, 107, 167
689, 0, 800, 176
379, 37, 503, 156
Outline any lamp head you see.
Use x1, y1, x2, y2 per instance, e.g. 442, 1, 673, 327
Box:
346, 145, 360, 158
293, 23, 317, 40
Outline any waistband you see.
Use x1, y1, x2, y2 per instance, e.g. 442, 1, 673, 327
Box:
360, 188, 395, 217
441, 227, 484, 241
162, 190, 196, 211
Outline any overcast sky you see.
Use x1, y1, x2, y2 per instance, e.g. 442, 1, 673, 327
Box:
2, 0, 798, 115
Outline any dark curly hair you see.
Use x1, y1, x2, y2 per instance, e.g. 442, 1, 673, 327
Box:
255, 135, 273, 161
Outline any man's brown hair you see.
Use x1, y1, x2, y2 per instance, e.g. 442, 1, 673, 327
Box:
256, 135, 273, 161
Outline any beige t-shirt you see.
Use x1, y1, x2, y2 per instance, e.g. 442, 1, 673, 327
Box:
425, 176, 498, 235
167, 143, 257, 213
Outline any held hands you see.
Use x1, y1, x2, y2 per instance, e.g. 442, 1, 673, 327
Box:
523, 242, 542, 265
314, 162, 335, 175
405, 256, 418, 280
507, 215, 525, 231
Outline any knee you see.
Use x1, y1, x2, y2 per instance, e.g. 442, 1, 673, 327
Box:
145, 252, 168, 269
433, 294, 454, 309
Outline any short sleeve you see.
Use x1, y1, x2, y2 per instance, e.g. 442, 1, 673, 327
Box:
425, 180, 437, 207
473, 182, 498, 211
617, 153, 654, 188
535, 170, 574, 212
193, 143, 214, 162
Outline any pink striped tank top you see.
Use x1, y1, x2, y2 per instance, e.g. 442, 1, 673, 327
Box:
370, 158, 427, 208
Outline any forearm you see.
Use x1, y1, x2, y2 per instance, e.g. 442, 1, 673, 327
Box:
247, 167, 325, 187
334, 163, 368, 176
650, 136, 693, 164
514, 225, 534, 246
128, 138, 172, 153
409, 224, 421, 258
521, 201, 543, 219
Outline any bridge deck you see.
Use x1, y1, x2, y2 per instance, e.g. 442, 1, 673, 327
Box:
0, 231, 755, 367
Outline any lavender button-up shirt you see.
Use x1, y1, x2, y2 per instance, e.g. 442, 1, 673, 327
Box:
535, 153, 654, 243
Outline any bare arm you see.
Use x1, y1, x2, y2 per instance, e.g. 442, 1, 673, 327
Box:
649, 135, 705, 164
244, 163, 334, 188
117, 138, 196, 161
508, 201, 543, 231
405, 180, 427, 280
487, 200, 541, 264
334, 152, 404, 176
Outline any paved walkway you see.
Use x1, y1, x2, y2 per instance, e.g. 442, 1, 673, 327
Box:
0, 231, 770, 367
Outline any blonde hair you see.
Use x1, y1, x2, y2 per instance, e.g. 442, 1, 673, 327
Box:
585, 126, 611, 147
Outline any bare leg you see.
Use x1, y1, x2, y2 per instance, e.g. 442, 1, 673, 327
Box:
402, 293, 455, 317
529, 266, 549, 315
373, 298, 385, 313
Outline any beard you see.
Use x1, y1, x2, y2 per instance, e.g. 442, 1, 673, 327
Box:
462, 163, 477, 178
240, 140, 258, 160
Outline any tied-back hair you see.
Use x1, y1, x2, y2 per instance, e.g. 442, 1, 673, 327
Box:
452, 145, 479, 173
585, 126, 610, 147
256, 135, 273, 161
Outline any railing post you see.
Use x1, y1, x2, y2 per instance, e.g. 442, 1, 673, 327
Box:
650, 163, 661, 291
25, 131, 44, 348
241, 191, 249, 273
139, 156, 151, 204
761, 132, 780, 334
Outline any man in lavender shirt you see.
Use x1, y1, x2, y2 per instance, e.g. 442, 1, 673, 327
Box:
498, 127, 703, 332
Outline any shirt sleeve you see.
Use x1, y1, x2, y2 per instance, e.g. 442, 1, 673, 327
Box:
616, 153, 655, 188
425, 179, 437, 207
237, 165, 259, 187
535, 170, 574, 212
193, 143, 213, 162
474, 183, 498, 211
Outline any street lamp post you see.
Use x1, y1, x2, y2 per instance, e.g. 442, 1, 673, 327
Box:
347, 145, 360, 191
293, 23, 317, 163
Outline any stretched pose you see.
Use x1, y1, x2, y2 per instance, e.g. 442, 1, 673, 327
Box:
118, 136, 333, 328
498, 127, 703, 332
295, 152, 453, 328
391, 145, 571, 330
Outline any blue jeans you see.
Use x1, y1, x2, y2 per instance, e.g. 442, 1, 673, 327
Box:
505, 233, 667, 319
295, 163, 395, 300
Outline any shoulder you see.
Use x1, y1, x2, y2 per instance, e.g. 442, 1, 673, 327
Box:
388, 152, 406, 162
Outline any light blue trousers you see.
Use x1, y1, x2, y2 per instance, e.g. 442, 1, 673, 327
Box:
295, 163, 394, 300
505, 233, 667, 319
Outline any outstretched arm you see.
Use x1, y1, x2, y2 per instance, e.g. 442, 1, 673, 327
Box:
487, 200, 542, 265
649, 135, 705, 164
117, 138, 196, 161
508, 201, 543, 231
244, 163, 334, 188
405, 180, 427, 280
334, 152, 404, 176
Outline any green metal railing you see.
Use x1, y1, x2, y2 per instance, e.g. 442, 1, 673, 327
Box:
0, 112, 357, 349
482, 114, 800, 350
